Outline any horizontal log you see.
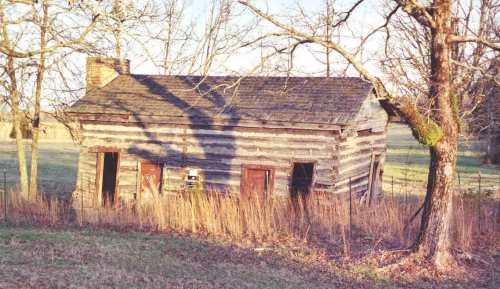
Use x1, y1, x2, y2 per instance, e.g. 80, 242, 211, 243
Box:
87, 145, 336, 166
82, 139, 335, 160
82, 122, 341, 136
77, 114, 343, 131
82, 130, 337, 149
334, 180, 369, 195
338, 165, 373, 182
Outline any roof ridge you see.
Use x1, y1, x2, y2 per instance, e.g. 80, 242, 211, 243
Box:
127, 74, 369, 81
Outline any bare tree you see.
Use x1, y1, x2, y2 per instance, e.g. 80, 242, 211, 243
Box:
29, 0, 49, 197
0, 0, 100, 198
238, 0, 499, 270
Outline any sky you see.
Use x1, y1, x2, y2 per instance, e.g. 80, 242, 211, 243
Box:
126, 0, 387, 77
3, 0, 391, 110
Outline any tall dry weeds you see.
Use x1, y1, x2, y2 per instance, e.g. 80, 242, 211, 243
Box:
0, 187, 498, 252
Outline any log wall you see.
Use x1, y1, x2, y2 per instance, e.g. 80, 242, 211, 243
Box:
333, 95, 389, 195
74, 122, 343, 207
333, 129, 387, 195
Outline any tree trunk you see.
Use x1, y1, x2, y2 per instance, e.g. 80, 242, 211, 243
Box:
29, 0, 48, 198
413, 141, 457, 268
412, 0, 459, 270
484, 90, 498, 164
484, 128, 498, 165
7, 55, 29, 198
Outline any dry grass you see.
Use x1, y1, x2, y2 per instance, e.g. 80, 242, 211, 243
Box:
2, 187, 498, 255
0, 188, 498, 288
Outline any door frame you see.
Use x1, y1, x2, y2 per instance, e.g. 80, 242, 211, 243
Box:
95, 148, 121, 207
139, 160, 163, 199
240, 164, 275, 200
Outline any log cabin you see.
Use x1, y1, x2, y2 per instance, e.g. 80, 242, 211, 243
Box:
68, 57, 388, 212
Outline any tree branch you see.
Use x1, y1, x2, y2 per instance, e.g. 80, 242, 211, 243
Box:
0, 14, 100, 58
238, 0, 389, 98
331, 0, 365, 28
451, 59, 500, 85
393, 0, 435, 28
448, 34, 500, 51
238, 0, 443, 147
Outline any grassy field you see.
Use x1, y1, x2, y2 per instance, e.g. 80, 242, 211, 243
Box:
0, 123, 497, 196
0, 224, 497, 289
0, 141, 78, 195
382, 123, 498, 195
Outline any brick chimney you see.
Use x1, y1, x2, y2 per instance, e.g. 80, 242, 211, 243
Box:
86, 57, 130, 93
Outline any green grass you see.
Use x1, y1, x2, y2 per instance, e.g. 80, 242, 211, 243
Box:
0, 141, 78, 196
383, 123, 499, 195
0, 225, 350, 289
0, 224, 497, 289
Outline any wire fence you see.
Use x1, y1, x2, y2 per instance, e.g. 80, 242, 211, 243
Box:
384, 169, 500, 198
0, 169, 498, 255
1, 167, 498, 205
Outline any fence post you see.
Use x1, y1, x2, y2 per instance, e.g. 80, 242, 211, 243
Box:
391, 176, 394, 200
477, 171, 482, 233
79, 173, 83, 226
3, 170, 6, 222
348, 177, 352, 243
478, 171, 481, 195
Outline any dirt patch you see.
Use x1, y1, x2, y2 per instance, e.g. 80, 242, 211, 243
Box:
0, 224, 498, 289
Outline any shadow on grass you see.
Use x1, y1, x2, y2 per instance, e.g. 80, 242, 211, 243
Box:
1, 223, 496, 289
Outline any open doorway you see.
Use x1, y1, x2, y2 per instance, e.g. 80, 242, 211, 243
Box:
98, 152, 119, 207
291, 162, 314, 198
290, 162, 315, 220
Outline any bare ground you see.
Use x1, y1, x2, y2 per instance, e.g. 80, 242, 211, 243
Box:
0, 224, 498, 289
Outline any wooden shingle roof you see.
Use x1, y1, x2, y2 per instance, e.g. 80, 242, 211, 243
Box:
69, 75, 373, 126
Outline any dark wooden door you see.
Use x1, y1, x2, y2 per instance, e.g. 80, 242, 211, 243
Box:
247, 169, 266, 197
242, 166, 273, 202
141, 162, 162, 195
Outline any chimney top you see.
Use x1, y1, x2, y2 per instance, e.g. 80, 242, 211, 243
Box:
86, 57, 130, 93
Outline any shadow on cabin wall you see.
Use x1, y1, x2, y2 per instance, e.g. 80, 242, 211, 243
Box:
108, 76, 241, 197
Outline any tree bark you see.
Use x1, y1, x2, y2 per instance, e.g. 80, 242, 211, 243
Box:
29, 0, 49, 198
484, 87, 498, 164
414, 142, 457, 268
412, 0, 459, 270
485, 134, 498, 165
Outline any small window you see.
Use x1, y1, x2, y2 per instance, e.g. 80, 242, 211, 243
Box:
185, 168, 201, 189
